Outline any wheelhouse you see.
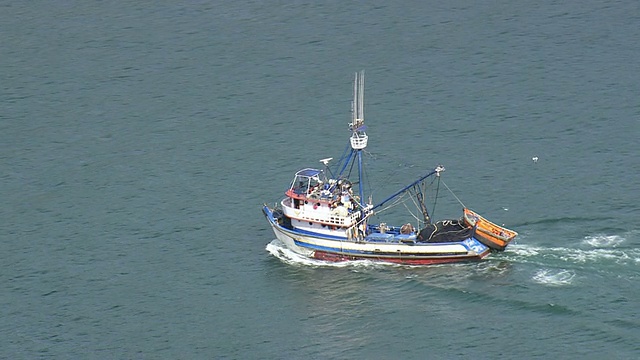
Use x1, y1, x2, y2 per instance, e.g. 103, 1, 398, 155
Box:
288, 168, 326, 196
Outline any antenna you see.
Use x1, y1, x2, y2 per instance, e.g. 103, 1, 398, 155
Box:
351, 70, 365, 127
319, 157, 335, 178
349, 70, 368, 150
359, 70, 364, 122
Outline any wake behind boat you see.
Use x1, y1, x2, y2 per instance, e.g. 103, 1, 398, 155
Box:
262, 71, 517, 265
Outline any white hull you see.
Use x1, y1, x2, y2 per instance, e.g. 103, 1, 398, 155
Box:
263, 206, 490, 265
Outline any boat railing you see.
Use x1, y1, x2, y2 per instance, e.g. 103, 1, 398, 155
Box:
281, 199, 361, 227
350, 132, 368, 149
345, 208, 373, 242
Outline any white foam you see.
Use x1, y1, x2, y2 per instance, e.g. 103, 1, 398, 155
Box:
265, 240, 321, 267
501, 232, 640, 266
505, 244, 541, 257
532, 269, 575, 286
582, 234, 625, 248
265, 239, 397, 269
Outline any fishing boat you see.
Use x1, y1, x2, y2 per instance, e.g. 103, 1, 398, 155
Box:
262, 71, 517, 265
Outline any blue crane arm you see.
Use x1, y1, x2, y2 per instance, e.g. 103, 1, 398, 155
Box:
371, 168, 439, 211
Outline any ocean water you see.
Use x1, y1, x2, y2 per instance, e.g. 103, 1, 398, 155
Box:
1, 1, 639, 359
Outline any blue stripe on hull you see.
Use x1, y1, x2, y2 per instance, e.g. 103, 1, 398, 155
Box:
292, 239, 473, 258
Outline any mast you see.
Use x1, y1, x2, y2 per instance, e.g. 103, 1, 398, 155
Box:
349, 70, 368, 208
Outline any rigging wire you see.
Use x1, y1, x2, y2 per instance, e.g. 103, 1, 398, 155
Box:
441, 179, 466, 208
339, 141, 459, 225
375, 191, 410, 214
431, 176, 440, 220
402, 201, 422, 224
363, 151, 373, 204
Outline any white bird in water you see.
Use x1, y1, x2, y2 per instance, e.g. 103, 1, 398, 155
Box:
532, 156, 539, 163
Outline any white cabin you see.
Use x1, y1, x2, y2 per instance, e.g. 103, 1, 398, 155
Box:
281, 168, 370, 238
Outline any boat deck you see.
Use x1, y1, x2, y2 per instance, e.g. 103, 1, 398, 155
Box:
365, 232, 417, 243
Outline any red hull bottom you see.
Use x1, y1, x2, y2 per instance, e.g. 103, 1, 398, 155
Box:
313, 250, 487, 265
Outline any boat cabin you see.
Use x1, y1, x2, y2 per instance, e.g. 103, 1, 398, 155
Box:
281, 168, 368, 237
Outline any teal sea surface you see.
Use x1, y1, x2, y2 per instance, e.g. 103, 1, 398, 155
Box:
2, 1, 639, 358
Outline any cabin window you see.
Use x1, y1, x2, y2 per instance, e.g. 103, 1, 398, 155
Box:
308, 178, 322, 194
295, 180, 308, 195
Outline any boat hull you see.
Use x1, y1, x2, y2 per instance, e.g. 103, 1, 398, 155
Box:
263, 206, 491, 265
312, 250, 485, 265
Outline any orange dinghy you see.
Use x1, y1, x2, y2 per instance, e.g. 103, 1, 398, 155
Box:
463, 208, 518, 251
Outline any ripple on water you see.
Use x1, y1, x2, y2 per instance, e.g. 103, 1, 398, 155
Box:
532, 269, 575, 286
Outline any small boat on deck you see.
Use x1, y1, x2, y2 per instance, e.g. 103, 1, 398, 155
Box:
462, 208, 517, 251
262, 71, 518, 265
